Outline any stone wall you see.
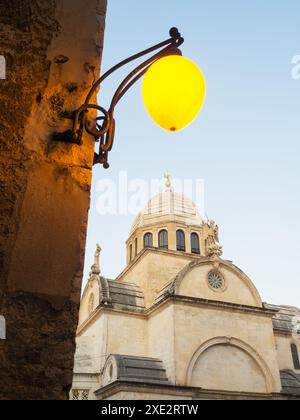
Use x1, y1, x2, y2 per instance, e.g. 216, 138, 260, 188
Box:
190, 343, 267, 392
173, 302, 281, 392
118, 249, 195, 308
178, 262, 262, 307
274, 333, 299, 372
0, 0, 107, 400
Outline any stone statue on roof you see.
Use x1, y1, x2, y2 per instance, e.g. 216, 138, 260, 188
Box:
88, 244, 101, 283
206, 220, 223, 258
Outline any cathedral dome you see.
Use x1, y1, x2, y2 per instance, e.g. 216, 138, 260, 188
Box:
130, 190, 203, 235
126, 189, 220, 266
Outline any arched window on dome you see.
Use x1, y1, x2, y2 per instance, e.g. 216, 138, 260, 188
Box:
144, 233, 153, 248
158, 230, 168, 249
291, 343, 300, 370
191, 233, 200, 254
129, 244, 133, 262
176, 230, 186, 252
135, 238, 138, 256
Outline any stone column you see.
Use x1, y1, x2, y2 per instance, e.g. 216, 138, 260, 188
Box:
0, 0, 107, 400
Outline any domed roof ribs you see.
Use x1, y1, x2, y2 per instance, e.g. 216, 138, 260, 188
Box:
129, 191, 203, 236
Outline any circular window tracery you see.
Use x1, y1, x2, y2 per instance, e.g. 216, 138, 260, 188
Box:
207, 271, 225, 291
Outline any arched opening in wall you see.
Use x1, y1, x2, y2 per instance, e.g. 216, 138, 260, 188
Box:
176, 230, 186, 252
291, 343, 300, 370
191, 233, 200, 254
158, 230, 168, 249
135, 238, 138, 256
144, 232, 153, 248
189, 343, 269, 393
129, 244, 133, 262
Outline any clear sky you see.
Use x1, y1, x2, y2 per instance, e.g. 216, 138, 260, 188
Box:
83, 0, 300, 307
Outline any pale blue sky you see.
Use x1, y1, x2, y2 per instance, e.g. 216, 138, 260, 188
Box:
83, 0, 300, 307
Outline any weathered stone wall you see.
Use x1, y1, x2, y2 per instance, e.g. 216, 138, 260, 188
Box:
0, 0, 107, 400
118, 250, 195, 308
274, 333, 299, 372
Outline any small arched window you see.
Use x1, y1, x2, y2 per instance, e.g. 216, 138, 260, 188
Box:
291, 343, 300, 370
191, 233, 200, 254
144, 233, 153, 248
129, 244, 133, 261
135, 238, 138, 256
176, 230, 186, 252
158, 230, 168, 249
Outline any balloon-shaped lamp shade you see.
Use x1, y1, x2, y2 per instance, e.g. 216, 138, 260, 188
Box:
142, 55, 206, 132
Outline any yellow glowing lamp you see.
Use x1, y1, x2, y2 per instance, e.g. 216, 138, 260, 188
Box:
142, 55, 206, 132
53, 27, 204, 169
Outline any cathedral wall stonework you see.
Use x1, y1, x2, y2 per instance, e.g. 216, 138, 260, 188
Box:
75, 315, 109, 376
73, 241, 298, 399
147, 304, 176, 382
79, 280, 101, 325
119, 250, 195, 308
178, 263, 262, 307
274, 333, 299, 372
173, 303, 281, 392
190, 343, 267, 393
0, 0, 107, 399
106, 312, 147, 358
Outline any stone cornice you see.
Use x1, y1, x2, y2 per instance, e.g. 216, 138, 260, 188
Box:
94, 381, 297, 400
273, 328, 294, 338
77, 293, 277, 336
151, 295, 277, 318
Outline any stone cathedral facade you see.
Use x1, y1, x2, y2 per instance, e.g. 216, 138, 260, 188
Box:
71, 190, 300, 400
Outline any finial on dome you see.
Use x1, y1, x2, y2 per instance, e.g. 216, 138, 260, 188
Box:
164, 173, 172, 191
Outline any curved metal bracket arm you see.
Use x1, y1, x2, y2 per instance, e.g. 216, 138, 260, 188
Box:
53, 28, 184, 169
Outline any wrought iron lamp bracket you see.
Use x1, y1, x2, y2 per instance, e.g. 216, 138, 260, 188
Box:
53, 28, 184, 169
